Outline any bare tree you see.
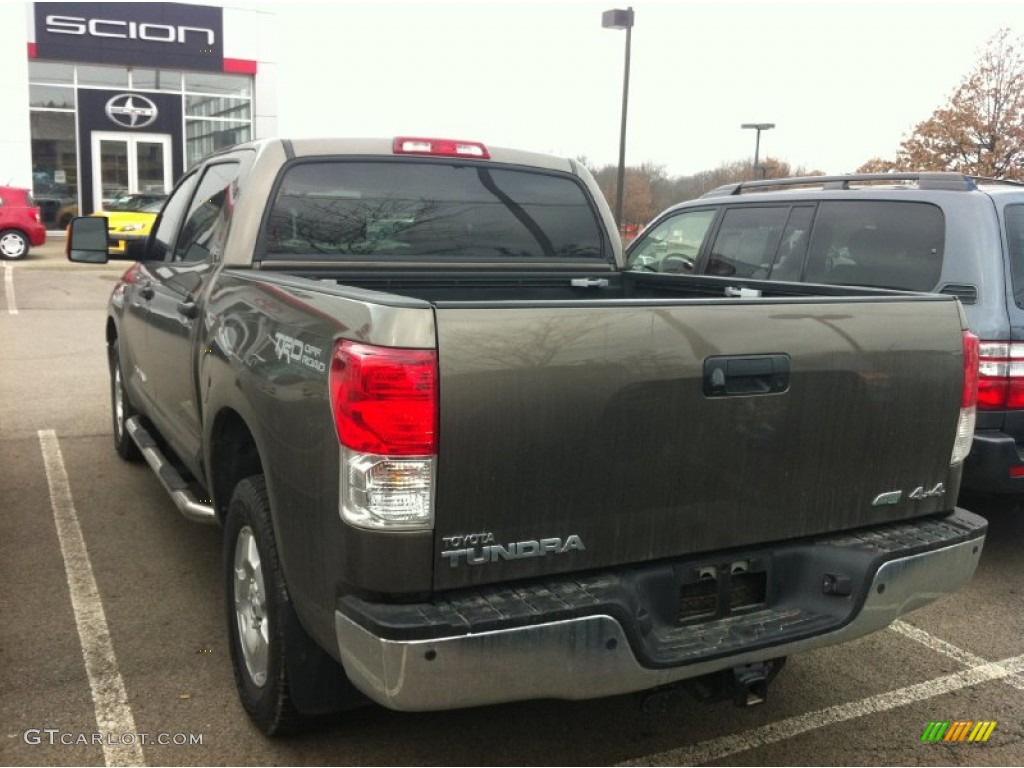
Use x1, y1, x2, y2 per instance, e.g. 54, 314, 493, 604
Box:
857, 28, 1024, 179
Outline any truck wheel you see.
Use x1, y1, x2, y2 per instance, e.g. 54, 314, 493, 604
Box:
109, 345, 142, 461
225, 475, 303, 735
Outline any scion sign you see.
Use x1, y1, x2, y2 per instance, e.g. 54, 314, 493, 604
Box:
34, 2, 224, 71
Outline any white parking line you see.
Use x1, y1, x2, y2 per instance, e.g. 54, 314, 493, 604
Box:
38, 430, 145, 768
4, 264, 17, 314
617, 653, 1024, 766
892, 619, 1024, 691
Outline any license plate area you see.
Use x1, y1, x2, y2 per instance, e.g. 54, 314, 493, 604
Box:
677, 558, 768, 625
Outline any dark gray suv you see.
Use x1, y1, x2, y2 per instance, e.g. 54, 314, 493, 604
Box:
626, 172, 1024, 494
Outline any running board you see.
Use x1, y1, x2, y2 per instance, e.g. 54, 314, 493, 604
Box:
125, 417, 217, 524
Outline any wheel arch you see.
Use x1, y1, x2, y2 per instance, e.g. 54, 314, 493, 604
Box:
208, 407, 265, 524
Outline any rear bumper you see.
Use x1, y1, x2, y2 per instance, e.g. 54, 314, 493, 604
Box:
335, 509, 986, 711
27, 223, 47, 246
963, 431, 1024, 494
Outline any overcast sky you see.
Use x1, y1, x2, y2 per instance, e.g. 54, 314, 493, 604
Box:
274, 1, 1024, 177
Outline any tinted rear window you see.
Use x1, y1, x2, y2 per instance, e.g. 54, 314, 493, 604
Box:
262, 161, 605, 260
803, 201, 945, 291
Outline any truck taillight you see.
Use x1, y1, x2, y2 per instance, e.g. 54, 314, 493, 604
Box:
952, 331, 979, 465
977, 340, 1024, 410
392, 136, 490, 159
329, 341, 437, 530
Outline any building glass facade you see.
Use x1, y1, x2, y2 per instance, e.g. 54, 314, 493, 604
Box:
24, 1, 269, 229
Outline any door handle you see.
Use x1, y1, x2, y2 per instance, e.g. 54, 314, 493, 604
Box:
176, 300, 199, 320
703, 354, 791, 397
138, 284, 155, 300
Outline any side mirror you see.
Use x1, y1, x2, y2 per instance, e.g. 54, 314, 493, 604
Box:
67, 216, 109, 264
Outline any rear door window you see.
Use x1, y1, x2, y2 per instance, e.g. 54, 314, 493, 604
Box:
768, 206, 814, 281
802, 201, 944, 290
262, 161, 606, 261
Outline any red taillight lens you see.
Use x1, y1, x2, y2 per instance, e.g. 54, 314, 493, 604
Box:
329, 341, 437, 456
977, 378, 1008, 409
962, 331, 979, 408
976, 339, 1024, 410
392, 136, 490, 159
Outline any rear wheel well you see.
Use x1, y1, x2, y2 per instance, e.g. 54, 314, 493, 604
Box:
209, 409, 264, 523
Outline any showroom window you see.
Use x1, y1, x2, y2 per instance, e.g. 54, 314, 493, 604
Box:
184, 72, 253, 168
27, 62, 254, 226
29, 63, 78, 228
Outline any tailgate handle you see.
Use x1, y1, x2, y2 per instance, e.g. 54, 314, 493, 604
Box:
703, 354, 790, 397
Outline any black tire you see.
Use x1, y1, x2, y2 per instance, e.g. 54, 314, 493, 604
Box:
225, 476, 304, 736
0, 229, 29, 260
109, 344, 142, 461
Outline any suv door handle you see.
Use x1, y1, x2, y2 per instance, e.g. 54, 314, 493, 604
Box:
138, 284, 155, 300
176, 300, 199, 319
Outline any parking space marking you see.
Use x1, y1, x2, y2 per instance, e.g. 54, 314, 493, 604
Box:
617, 652, 1024, 766
5, 264, 17, 314
892, 619, 1024, 691
38, 430, 145, 768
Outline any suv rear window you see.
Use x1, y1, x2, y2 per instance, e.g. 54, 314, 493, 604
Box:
802, 201, 945, 291
262, 161, 605, 261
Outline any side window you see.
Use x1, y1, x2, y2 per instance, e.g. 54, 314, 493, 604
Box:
1006, 204, 1024, 309
627, 209, 717, 273
803, 201, 945, 290
173, 162, 241, 263
148, 173, 199, 261
705, 207, 790, 278
768, 206, 815, 281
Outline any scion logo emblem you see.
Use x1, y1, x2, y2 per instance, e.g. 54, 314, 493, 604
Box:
105, 94, 158, 128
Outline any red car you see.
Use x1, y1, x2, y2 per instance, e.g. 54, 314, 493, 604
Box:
0, 186, 47, 259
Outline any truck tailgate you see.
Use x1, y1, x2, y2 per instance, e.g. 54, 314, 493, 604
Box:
432, 296, 965, 590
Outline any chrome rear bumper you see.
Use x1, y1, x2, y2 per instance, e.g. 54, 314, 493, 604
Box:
335, 518, 984, 712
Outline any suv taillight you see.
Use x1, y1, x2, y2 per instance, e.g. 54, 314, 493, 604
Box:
976, 340, 1024, 410
329, 340, 437, 530
952, 331, 979, 465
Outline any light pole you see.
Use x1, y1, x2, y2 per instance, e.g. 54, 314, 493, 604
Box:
603, 7, 634, 228
741, 123, 775, 180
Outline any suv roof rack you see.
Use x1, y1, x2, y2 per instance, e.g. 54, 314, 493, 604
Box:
702, 172, 978, 198
971, 176, 1024, 188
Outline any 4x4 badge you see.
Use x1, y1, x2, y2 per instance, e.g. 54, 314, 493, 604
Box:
909, 483, 946, 500
872, 483, 945, 506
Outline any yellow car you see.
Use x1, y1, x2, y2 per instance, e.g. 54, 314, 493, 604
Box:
91, 193, 167, 258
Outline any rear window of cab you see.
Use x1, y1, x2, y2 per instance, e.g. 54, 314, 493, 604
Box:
261, 161, 606, 261
629, 200, 945, 292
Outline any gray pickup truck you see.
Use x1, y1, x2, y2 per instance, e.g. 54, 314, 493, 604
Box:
68, 137, 986, 735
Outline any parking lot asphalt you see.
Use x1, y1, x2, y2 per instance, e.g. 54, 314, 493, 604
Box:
1, 252, 1022, 766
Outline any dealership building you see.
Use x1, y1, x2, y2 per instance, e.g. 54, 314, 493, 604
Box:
0, 1, 277, 229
